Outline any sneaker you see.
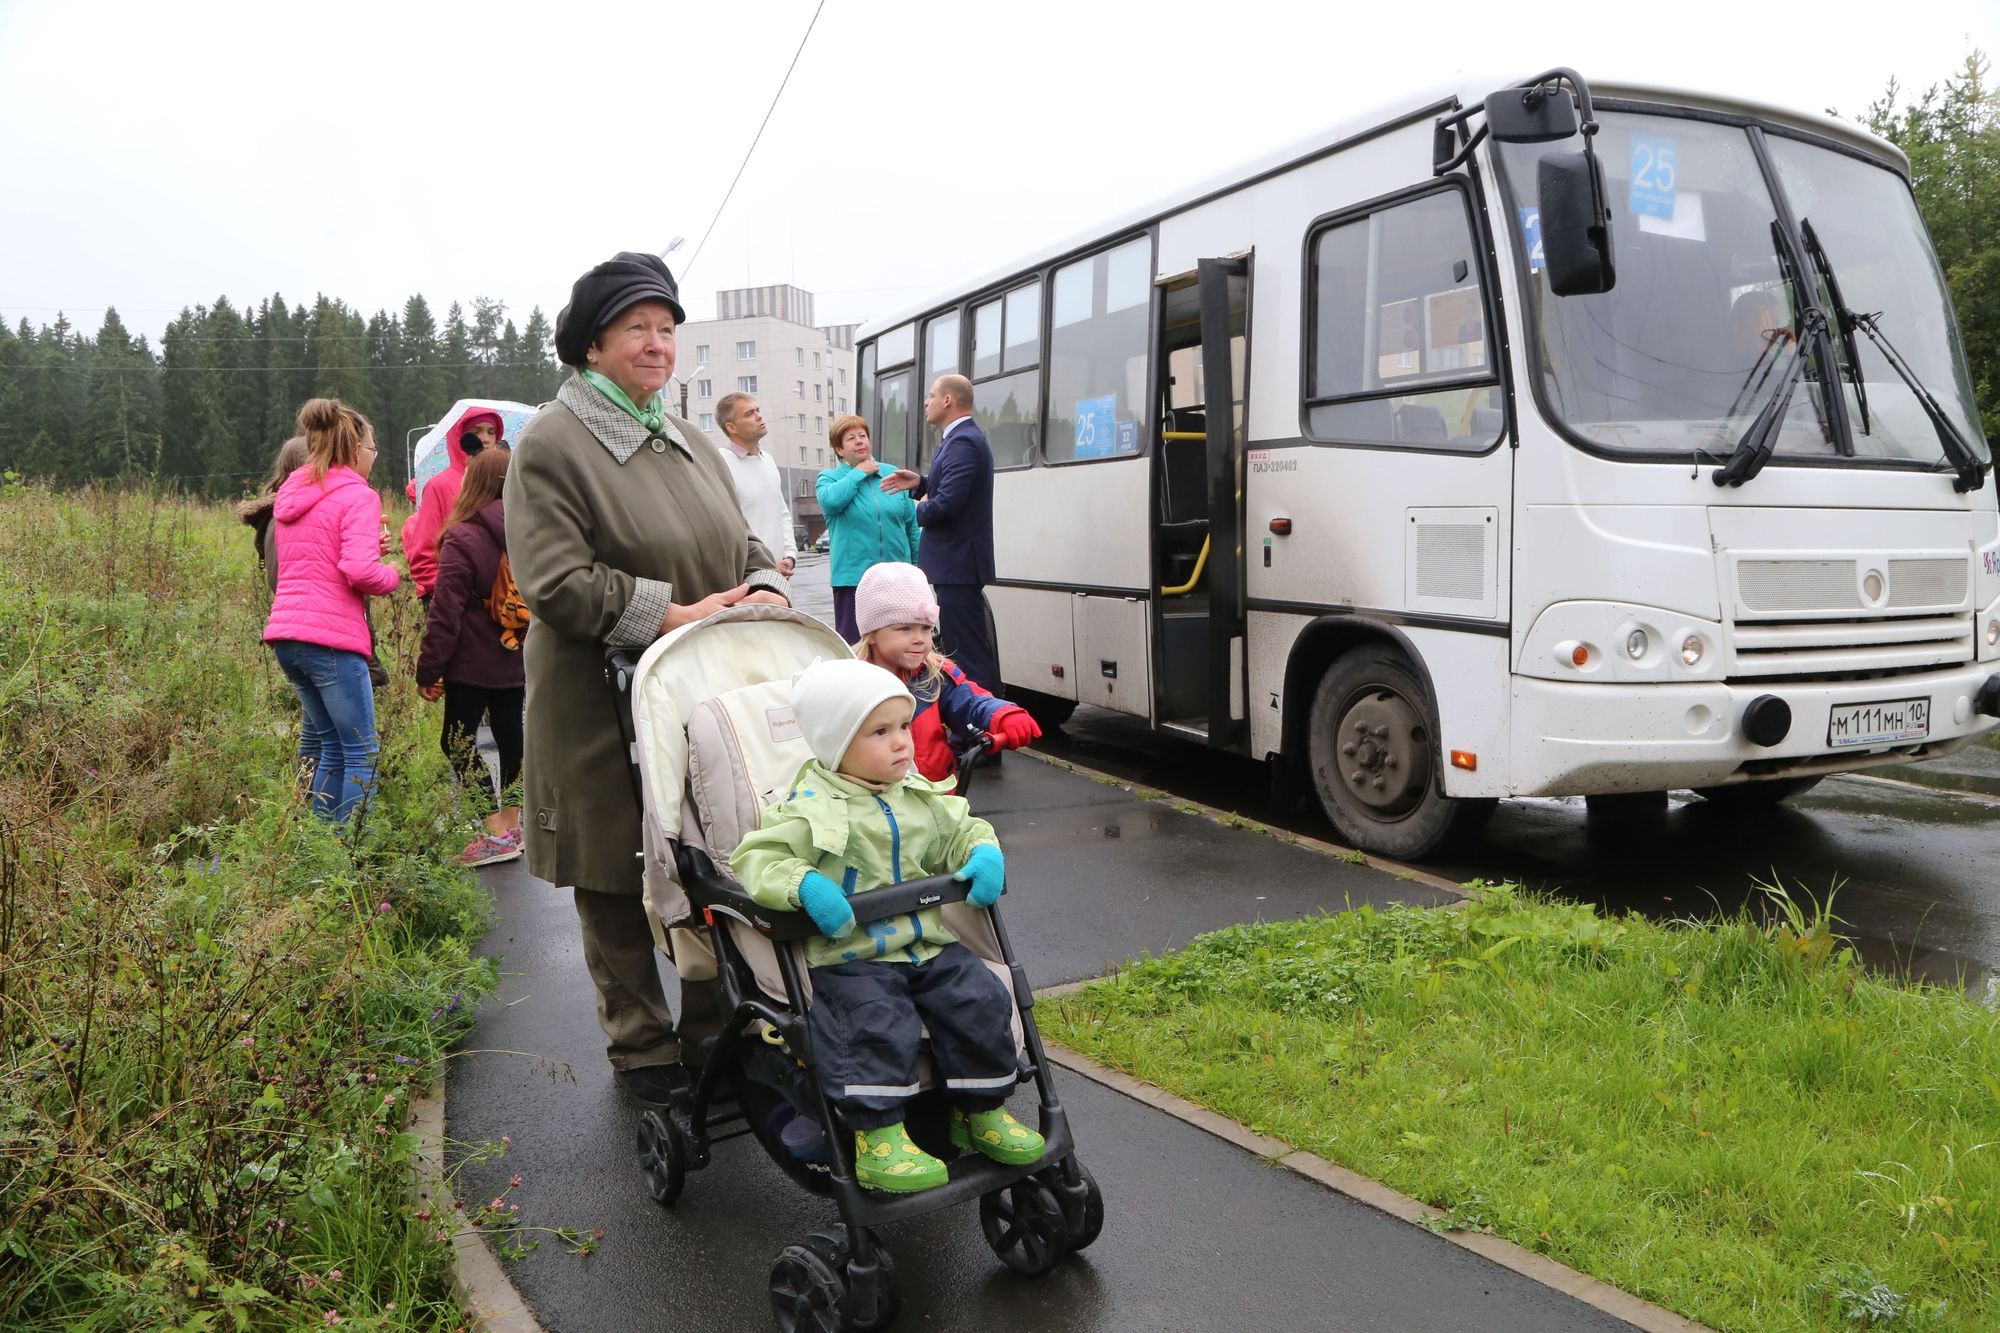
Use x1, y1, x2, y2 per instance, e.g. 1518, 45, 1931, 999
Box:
950, 1107, 1045, 1165
615, 1063, 690, 1107
457, 833, 523, 867
852, 1122, 948, 1193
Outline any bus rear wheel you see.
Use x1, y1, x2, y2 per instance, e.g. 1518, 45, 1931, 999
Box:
1306, 648, 1493, 860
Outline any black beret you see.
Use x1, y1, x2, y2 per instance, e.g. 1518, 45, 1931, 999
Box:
554, 251, 689, 368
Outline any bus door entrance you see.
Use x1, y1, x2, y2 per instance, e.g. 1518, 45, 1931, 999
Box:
1153, 255, 1250, 748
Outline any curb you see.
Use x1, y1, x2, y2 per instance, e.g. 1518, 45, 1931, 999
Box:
413, 1086, 544, 1333
1041, 1044, 1713, 1333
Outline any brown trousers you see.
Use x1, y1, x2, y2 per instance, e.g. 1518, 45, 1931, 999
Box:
571, 887, 720, 1070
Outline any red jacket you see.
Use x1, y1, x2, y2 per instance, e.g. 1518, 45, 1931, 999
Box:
404, 406, 499, 597
897, 654, 1009, 784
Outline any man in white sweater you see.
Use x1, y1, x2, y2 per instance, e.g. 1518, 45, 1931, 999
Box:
713, 392, 797, 577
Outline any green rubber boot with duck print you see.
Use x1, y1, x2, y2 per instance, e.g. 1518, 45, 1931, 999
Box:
852, 1121, 949, 1192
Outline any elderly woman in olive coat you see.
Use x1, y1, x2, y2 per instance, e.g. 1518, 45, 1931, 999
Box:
506, 251, 789, 1107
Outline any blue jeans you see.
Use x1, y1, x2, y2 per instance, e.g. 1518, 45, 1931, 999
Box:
272, 640, 379, 823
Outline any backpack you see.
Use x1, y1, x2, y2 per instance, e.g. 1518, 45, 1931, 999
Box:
486, 553, 530, 650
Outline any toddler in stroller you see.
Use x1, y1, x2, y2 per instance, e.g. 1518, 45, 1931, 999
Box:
608, 604, 1101, 1330
731, 657, 1042, 1192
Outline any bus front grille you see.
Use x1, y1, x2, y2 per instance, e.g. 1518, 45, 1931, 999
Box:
1726, 614, 1974, 682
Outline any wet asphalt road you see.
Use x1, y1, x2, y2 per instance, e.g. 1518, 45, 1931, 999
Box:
447, 755, 1638, 1332
1035, 706, 2000, 1000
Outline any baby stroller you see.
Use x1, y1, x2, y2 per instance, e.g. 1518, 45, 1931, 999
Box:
606, 605, 1102, 1331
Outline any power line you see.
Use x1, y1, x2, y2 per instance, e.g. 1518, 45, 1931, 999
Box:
680, 0, 826, 287
0, 361, 560, 374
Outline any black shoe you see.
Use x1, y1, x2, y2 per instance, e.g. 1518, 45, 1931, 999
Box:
615, 1063, 690, 1107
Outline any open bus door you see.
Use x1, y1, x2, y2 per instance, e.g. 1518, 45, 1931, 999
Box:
1153, 255, 1251, 750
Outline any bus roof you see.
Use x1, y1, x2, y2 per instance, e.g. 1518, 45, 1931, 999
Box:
854, 69, 1905, 343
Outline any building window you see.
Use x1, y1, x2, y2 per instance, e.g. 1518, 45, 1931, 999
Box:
697, 379, 712, 398
695, 344, 711, 362
814, 351, 822, 369
795, 379, 806, 398
700, 413, 715, 430
814, 416, 822, 433
738, 375, 758, 393
838, 398, 848, 413
799, 444, 808, 462
1305, 188, 1497, 450
798, 414, 807, 431
813, 384, 822, 402
838, 368, 847, 384
795, 347, 805, 365
737, 340, 756, 360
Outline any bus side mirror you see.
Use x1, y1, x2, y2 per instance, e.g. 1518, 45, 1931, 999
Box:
1538, 150, 1616, 296
1484, 87, 1578, 143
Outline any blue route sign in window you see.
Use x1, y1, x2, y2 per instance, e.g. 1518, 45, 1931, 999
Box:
1628, 135, 1678, 219
1073, 394, 1118, 459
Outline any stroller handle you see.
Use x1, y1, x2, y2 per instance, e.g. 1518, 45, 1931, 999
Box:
677, 846, 989, 943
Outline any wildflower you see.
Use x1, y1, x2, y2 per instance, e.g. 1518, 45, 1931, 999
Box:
490, 1197, 505, 1211
414, 1209, 432, 1222
592, 1227, 604, 1240
434, 1230, 449, 1244
328, 1269, 342, 1281
365, 1072, 377, 1084
303, 1275, 319, 1290
322, 1312, 341, 1326
509, 1174, 522, 1188
382, 1092, 395, 1105
241, 1035, 254, 1049
376, 901, 390, 913
375, 1125, 387, 1135
500, 1135, 511, 1148
384, 1305, 395, 1314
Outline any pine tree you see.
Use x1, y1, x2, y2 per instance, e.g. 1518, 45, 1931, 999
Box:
471, 297, 506, 399
399, 295, 450, 452
260, 295, 307, 447
82, 308, 158, 479
0, 321, 26, 473
441, 301, 474, 402
516, 307, 559, 404
37, 315, 79, 483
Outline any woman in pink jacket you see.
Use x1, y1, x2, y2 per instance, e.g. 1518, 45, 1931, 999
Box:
264, 398, 401, 822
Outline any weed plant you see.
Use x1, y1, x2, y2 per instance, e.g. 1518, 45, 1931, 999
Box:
0, 485, 495, 1329
1045, 882, 2000, 1331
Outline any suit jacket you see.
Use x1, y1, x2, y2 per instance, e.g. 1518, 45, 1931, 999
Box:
915, 420, 995, 587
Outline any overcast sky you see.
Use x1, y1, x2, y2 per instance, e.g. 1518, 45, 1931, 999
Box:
2, 0, 1994, 348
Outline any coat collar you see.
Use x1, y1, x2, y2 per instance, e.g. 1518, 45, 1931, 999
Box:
783, 760, 953, 858
557, 374, 694, 465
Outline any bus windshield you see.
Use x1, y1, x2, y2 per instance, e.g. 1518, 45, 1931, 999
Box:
1496, 110, 1987, 471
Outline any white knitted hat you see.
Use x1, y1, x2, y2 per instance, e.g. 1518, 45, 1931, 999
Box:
791, 658, 915, 770
854, 562, 940, 638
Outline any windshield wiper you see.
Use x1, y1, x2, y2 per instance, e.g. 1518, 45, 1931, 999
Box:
1714, 220, 1826, 488
1800, 219, 1869, 441
1713, 306, 1825, 487
1799, 218, 1988, 493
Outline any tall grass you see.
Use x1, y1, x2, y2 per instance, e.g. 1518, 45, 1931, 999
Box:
0, 482, 493, 1330
1045, 883, 2000, 1331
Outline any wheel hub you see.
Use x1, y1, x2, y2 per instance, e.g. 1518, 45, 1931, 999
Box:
1336, 689, 1428, 814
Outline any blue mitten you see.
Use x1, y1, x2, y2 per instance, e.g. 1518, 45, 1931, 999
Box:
797, 870, 855, 940
953, 843, 1006, 908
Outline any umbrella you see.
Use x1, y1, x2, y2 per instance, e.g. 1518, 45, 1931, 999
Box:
410, 398, 539, 507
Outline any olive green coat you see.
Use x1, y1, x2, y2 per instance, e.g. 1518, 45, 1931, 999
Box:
506, 375, 787, 894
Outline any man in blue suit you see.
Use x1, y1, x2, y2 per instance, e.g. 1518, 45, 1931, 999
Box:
884, 373, 999, 695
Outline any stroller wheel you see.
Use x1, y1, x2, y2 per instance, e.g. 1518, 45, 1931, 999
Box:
1040, 1156, 1105, 1252
803, 1227, 899, 1332
979, 1177, 1070, 1276
635, 1109, 686, 1206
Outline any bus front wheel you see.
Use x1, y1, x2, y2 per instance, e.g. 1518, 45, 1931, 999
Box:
1008, 688, 1077, 733
1306, 648, 1494, 860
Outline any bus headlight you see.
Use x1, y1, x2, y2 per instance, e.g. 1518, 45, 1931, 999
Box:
1624, 629, 1648, 660
1680, 634, 1705, 667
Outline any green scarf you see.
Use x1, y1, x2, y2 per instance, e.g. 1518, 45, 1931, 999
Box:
582, 369, 668, 433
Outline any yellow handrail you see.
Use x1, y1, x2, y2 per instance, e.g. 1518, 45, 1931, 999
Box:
1161, 431, 1206, 440
1159, 535, 1210, 596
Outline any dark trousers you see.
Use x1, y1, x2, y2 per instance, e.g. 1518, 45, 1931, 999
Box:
441, 683, 524, 816
832, 585, 858, 643
807, 943, 1018, 1129
935, 584, 1000, 696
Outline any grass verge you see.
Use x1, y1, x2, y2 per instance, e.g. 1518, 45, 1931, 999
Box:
1042, 882, 2000, 1331
0, 482, 499, 1330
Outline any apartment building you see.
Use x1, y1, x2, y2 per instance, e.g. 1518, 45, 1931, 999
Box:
673, 284, 860, 546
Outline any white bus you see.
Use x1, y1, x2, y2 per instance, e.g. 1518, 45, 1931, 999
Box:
852, 68, 2000, 858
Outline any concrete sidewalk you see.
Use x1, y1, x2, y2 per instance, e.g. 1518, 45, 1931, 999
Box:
446, 753, 1652, 1331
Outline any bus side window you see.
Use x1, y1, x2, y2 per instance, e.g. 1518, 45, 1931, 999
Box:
1304, 188, 1501, 451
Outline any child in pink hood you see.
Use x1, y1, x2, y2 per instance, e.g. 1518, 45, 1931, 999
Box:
264, 398, 401, 822
403, 407, 506, 600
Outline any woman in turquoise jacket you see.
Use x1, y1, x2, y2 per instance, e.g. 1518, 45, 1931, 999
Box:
817, 414, 919, 641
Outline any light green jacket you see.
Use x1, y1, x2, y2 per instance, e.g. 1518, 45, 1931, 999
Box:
730, 760, 998, 968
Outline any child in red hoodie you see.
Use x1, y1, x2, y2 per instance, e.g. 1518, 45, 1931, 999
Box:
851, 562, 1039, 785
403, 407, 506, 601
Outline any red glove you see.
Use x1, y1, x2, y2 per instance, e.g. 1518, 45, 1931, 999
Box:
988, 706, 1041, 750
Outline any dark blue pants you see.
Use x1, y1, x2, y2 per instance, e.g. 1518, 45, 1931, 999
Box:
807, 943, 1018, 1130
934, 584, 1000, 696
272, 640, 378, 823
832, 585, 858, 643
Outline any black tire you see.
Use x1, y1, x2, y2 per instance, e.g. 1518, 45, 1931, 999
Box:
769, 1239, 847, 1333
802, 1228, 899, 1333
636, 1109, 685, 1206
979, 1178, 1070, 1276
1694, 775, 1825, 811
1584, 790, 1670, 822
1038, 1157, 1104, 1252
1306, 647, 1494, 860
1008, 688, 1077, 733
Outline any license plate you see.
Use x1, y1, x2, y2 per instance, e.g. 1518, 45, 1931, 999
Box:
1826, 697, 1930, 748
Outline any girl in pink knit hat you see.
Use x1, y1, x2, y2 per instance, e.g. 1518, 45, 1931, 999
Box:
852, 562, 1041, 785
